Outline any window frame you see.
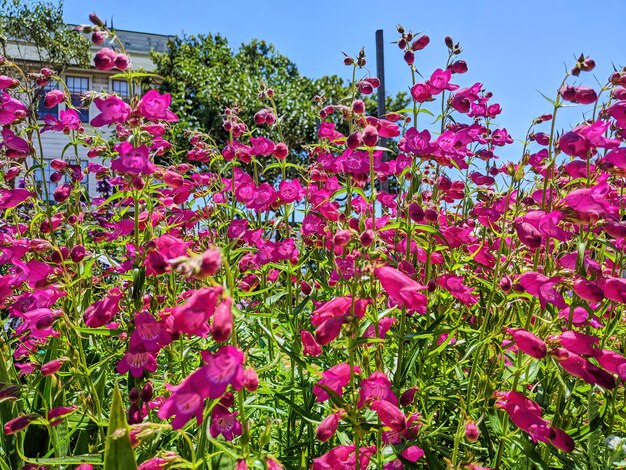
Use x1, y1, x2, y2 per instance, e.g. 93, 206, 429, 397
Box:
65, 74, 91, 123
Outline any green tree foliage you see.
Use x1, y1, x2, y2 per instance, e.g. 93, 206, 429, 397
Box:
152, 34, 408, 159
0, 0, 90, 71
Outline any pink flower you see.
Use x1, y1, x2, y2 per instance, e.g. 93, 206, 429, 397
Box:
437, 274, 478, 306
550, 331, 599, 357
0, 92, 29, 125
312, 444, 376, 470
44, 89, 65, 108
201, 345, 245, 399
41, 357, 68, 376
411, 83, 433, 102
300, 330, 322, 356
595, 350, 626, 380
47, 405, 77, 427
465, 421, 480, 442
316, 410, 345, 442
130, 312, 171, 352
90, 95, 131, 127
94, 48, 117, 71
375, 266, 428, 314
313, 363, 359, 402
117, 349, 158, 378
83, 289, 123, 327
4, 414, 39, 435
370, 400, 406, 432
137, 89, 178, 122
168, 287, 223, 337
428, 68, 459, 94
358, 371, 397, 408
519, 272, 566, 310
111, 142, 156, 175
158, 368, 208, 429
506, 328, 546, 359
1, 128, 31, 158
250, 136, 275, 156
209, 405, 242, 441
552, 348, 615, 389
211, 298, 233, 342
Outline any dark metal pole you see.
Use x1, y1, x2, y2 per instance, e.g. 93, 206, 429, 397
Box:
375, 29, 386, 119
375, 29, 389, 193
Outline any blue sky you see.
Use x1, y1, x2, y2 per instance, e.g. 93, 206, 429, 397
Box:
63, 0, 625, 158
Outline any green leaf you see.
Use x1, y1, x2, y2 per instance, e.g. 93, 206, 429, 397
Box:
109, 72, 162, 80
104, 385, 137, 470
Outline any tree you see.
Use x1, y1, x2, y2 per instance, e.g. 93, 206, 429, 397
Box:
151, 34, 409, 162
0, 0, 90, 72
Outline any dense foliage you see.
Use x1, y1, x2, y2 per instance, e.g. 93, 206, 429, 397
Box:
0, 0, 90, 71
151, 34, 408, 162
1, 12, 626, 470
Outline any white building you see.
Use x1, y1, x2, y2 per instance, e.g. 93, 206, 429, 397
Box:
5, 28, 173, 200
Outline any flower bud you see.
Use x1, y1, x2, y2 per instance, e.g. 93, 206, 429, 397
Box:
89, 12, 105, 27
465, 421, 480, 442
360, 229, 375, 247
141, 382, 154, 402
351, 99, 365, 114
411, 35, 430, 51
244, 368, 259, 392
316, 410, 345, 442
499, 275, 512, 292
347, 131, 363, 150
53, 183, 72, 203
94, 48, 117, 71
70, 245, 86, 263
362, 125, 379, 147
4, 414, 38, 435
212, 298, 233, 342
129, 388, 140, 404
199, 249, 221, 277
91, 31, 106, 46
114, 54, 130, 71
400, 387, 418, 406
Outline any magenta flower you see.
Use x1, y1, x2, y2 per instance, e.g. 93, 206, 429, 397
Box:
137, 89, 178, 122
157, 368, 208, 429
44, 89, 65, 108
90, 95, 131, 127
550, 331, 599, 357
552, 348, 615, 389
0, 92, 29, 125
375, 266, 428, 314
211, 298, 233, 342
316, 410, 345, 442
1, 128, 31, 158
519, 272, 566, 310
83, 289, 123, 327
209, 405, 242, 441
370, 400, 406, 432
94, 47, 117, 71
313, 363, 359, 403
358, 371, 397, 408
168, 287, 223, 337
201, 345, 245, 399
300, 330, 322, 356
111, 142, 156, 175
312, 444, 376, 470
117, 349, 158, 378
506, 328, 547, 359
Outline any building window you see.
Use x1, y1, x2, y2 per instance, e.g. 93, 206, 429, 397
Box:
66, 76, 90, 123
38, 82, 59, 119
111, 79, 130, 100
